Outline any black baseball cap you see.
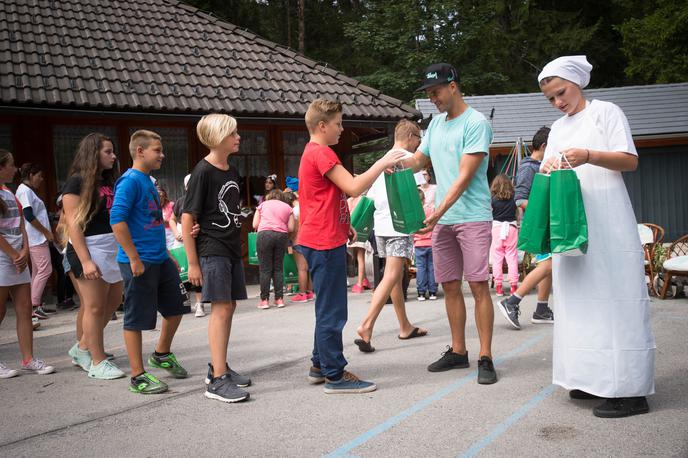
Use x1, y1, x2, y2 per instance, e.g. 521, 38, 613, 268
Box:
416, 63, 459, 92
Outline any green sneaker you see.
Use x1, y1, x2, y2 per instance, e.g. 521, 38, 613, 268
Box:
68, 342, 91, 372
147, 352, 188, 379
129, 372, 168, 394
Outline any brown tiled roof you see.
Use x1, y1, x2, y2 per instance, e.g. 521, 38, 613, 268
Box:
0, 0, 420, 121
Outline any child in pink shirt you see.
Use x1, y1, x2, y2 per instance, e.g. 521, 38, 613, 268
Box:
253, 189, 295, 307
413, 188, 437, 300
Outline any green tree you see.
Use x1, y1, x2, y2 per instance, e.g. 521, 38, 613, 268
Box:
617, 0, 688, 83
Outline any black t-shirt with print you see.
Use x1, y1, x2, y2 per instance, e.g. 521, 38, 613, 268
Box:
62, 175, 113, 236
183, 159, 242, 259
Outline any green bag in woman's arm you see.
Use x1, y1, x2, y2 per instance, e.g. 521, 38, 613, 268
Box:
549, 169, 588, 255
517, 173, 551, 254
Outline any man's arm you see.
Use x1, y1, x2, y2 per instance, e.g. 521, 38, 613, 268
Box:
401, 150, 431, 173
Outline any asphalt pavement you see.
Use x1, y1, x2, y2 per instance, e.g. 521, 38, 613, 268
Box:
1, 280, 686, 457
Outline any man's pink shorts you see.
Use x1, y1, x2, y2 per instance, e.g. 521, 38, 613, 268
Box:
431, 221, 492, 283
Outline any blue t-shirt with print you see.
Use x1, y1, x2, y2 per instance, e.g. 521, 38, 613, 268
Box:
419, 107, 493, 224
110, 168, 168, 264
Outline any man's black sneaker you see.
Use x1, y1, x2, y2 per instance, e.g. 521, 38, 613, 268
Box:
569, 389, 600, 400
204, 373, 250, 403
477, 356, 498, 384
593, 397, 649, 418
427, 347, 469, 372
498, 299, 521, 330
531, 307, 554, 324
204, 363, 251, 387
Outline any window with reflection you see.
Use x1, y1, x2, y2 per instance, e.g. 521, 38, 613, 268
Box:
53, 125, 118, 191
282, 130, 308, 180
229, 129, 269, 208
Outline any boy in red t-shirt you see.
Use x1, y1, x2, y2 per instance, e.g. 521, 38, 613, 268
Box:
297, 99, 404, 394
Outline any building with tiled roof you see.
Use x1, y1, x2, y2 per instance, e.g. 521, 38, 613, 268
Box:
0, 0, 420, 207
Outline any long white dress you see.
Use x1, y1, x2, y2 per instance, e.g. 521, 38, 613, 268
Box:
544, 99, 656, 398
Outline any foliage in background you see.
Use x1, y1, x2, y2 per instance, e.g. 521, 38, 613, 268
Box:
183, 0, 688, 103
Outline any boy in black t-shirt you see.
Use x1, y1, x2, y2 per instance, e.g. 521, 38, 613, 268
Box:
183, 114, 250, 403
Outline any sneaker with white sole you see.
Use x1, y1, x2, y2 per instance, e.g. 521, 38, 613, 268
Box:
89, 359, 126, 379
194, 303, 206, 317
531, 307, 554, 324
32, 317, 40, 330
205, 373, 250, 403
498, 298, 521, 330
68, 342, 92, 371
0, 362, 19, 379
21, 358, 55, 375
323, 371, 376, 394
418, 294, 427, 302
275, 298, 285, 308
204, 363, 251, 387
429, 294, 438, 300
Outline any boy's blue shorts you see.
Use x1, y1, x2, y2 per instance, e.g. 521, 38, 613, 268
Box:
119, 258, 189, 331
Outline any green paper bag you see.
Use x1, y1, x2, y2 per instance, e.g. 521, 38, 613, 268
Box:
248, 232, 259, 265
517, 173, 551, 254
283, 253, 298, 284
350, 196, 375, 241
169, 246, 189, 282
385, 168, 425, 234
549, 169, 588, 255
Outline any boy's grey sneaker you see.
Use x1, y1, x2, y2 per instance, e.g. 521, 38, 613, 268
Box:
477, 356, 498, 385
308, 366, 326, 384
205, 373, 250, 403
498, 298, 521, 330
323, 371, 376, 394
204, 363, 251, 387
531, 307, 554, 324
427, 347, 469, 372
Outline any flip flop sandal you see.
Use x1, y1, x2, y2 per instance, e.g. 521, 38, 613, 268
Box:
398, 327, 428, 340
354, 338, 375, 353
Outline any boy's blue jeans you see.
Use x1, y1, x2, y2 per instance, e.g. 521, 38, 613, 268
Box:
296, 244, 348, 380
415, 246, 437, 295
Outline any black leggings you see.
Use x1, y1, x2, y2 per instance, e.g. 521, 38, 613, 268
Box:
257, 230, 289, 300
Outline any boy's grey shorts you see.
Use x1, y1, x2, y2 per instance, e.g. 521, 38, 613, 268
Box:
200, 256, 248, 303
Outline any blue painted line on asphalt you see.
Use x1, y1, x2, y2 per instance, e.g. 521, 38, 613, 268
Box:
324, 331, 549, 458
459, 383, 556, 458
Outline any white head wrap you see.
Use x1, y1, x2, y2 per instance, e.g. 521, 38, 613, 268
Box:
538, 55, 593, 88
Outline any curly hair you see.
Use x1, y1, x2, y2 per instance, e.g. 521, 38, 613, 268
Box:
490, 174, 514, 200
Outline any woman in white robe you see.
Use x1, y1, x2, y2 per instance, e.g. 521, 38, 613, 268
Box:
538, 56, 655, 418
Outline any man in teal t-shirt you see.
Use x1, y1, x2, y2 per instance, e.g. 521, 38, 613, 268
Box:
403, 63, 497, 385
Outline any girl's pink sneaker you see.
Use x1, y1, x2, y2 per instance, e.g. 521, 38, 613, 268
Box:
361, 278, 372, 290
291, 292, 309, 303
257, 300, 270, 309
351, 284, 365, 293
510, 284, 518, 295
275, 298, 286, 308
306, 291, 315, 301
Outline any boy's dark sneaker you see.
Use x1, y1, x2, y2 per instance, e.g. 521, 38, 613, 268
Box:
129, 372, 168, 394
593, 397, 649, 418
308, 366, 326, 384
204, 363, 251, 387
531, 307, 554, 324
427, 347, 469, 372
498, 299, 521, 330
37, 305, 56, 314
323, 371, 376, 394
148, 352, 188, 379
205, 373, 250, 403
477, 356, 498, 385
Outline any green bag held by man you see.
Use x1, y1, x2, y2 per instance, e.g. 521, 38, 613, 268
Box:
248, 232, 258, 265
549, 169, 588, 255
517, 173, 551, 254
169, 246, 189, 282
385, 168, 425, 234
350, 196, 375, 241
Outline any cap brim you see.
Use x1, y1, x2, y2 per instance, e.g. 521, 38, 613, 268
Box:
415, 80, 450, 92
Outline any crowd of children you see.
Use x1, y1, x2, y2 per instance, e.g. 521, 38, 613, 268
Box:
0, 55, 656, 418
